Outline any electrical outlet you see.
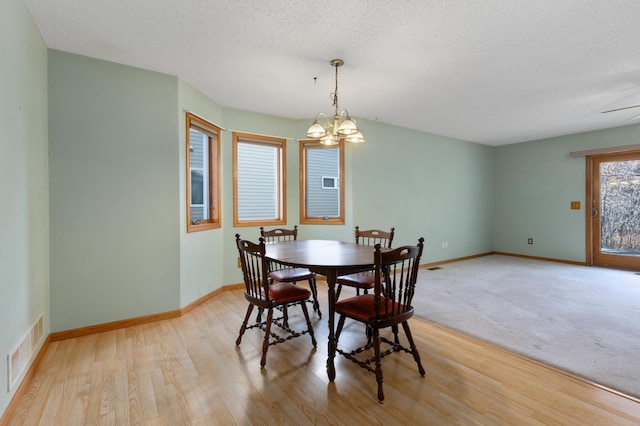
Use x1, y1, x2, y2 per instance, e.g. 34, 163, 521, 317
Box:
527, 238, 533, 245
441, 241, 448, 249
237, 257, 242, 268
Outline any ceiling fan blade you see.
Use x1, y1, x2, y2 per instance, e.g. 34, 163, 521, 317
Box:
601, 104, 640, 114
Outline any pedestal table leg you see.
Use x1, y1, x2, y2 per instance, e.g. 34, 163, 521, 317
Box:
326, 270, 337, 381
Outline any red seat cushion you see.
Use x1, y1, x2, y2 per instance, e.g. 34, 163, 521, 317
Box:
262, 282, 311, 304
336, 271, 375, 289
269, 267, 315, 282
335, 294, 405, 322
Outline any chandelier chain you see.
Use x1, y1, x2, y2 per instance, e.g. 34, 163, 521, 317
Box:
332, 62, 339, 112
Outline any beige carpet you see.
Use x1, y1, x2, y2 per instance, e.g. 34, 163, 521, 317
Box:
412, 254, 640, 399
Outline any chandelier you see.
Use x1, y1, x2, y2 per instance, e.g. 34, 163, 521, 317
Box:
306, 59, 365, 145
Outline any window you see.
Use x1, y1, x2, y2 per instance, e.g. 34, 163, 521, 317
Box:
186, 112, 220, 232
321, 176, 338, 189
300, 139, 345, 224
233, 132, 286, 226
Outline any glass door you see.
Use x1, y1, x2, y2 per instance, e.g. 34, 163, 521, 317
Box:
590, 151, 640, 269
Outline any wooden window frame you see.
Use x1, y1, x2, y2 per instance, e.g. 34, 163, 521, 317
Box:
233, 132, 287, 227
186, 112, 221, 232
299, 139, 345, 225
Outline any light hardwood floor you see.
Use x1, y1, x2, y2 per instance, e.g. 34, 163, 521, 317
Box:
5, 284, 640, 425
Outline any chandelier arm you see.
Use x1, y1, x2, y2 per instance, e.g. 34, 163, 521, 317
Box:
314, 112, 329, 121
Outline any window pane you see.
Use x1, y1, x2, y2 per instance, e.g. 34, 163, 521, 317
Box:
189, 129, 208, 222
600, 159, 640, 255
307, 148, 340, 217
300, 140, 344, 224
190, 170, 204, 204
189, 130, 205, 169
186, 113, 220, 232
237, 143, 278, 220
233, 133, 285, 226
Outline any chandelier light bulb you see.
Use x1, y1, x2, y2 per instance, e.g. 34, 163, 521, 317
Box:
307, 120, 327, 138
337, 115, 358, 135
345, 131, 365, 144
320, 134, 338, 145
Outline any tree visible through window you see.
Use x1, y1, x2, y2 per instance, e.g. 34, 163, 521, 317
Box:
600, 158, 640, 254
300, 139, 344, 224
186, 112, 220, 232
233, 133, 286, 226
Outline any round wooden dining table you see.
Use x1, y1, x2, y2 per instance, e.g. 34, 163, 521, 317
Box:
264, 239, 377, 381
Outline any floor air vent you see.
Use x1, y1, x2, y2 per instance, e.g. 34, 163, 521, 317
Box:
427, 266, 442, 271
7, 313, 44, 392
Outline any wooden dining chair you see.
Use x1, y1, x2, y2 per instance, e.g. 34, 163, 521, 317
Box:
335, 226, 395, 300
260, 226, 321, 317
235, 234, 317, 367
334, 238, 425, 402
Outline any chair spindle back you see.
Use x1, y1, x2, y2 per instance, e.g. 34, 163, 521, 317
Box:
355, 226, 395, 248
235, 234, 270, 301
374, 238, 424, 318
260, 226, 299, 243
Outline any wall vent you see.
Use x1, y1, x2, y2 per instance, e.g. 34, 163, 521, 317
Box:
6, 313, 44, 392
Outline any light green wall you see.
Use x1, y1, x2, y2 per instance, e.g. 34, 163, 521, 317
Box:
177, 80, 226, 306
0, 0, 49, 415
48, 51, 181, 331
348, 119, 495, 261
493, 124, 640, 262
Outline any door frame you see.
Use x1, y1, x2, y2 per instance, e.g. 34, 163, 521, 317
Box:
586, 150, 640, 269
586, 155, 594, 266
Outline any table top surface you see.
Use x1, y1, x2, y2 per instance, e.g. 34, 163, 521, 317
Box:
264, 239, 377, 270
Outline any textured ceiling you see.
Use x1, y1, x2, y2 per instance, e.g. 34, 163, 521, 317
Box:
22, 0, 640, 146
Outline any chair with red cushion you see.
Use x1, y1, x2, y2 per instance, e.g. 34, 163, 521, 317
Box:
235, 234, 317, 367
334, 238, 425, 402
260, 226, 321, 317
335, 226, 395, 300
